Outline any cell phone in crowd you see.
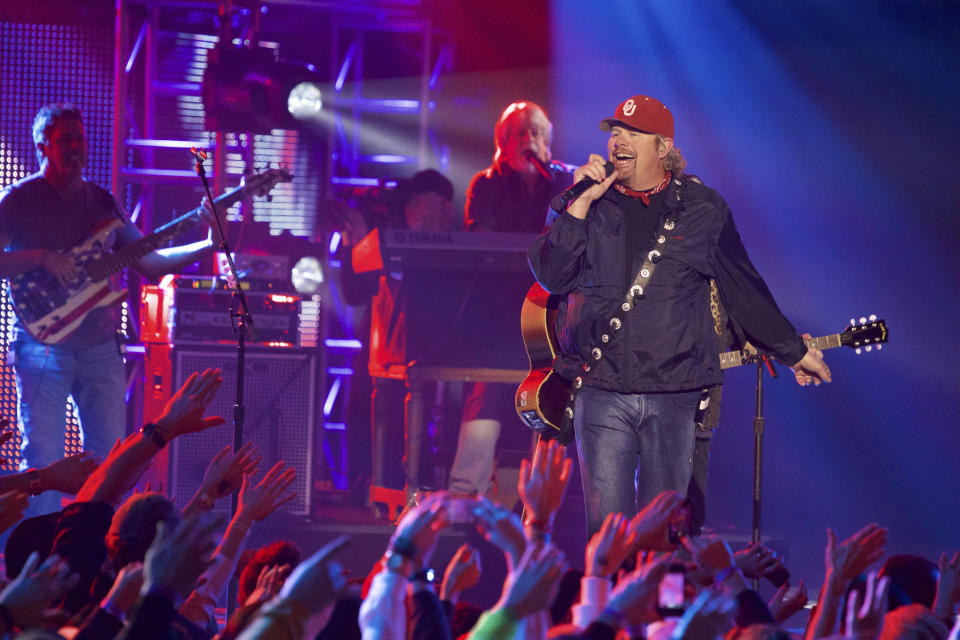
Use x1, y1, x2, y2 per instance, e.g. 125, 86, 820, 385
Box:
445, 496, 478, 525
657, 563, 687, 617
667, 501, 693, 545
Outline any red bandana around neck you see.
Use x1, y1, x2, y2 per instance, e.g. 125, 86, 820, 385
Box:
613, 171, 672, 205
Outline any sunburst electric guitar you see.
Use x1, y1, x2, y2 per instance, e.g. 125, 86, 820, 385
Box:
515, 282, 889, 435
9, 168, 291, 344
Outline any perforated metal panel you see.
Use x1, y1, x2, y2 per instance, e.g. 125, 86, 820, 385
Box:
168, 347, 316, 515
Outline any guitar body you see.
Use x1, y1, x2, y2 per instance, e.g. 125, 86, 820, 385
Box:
9, 218, 128, 344
516, 283, 568, 434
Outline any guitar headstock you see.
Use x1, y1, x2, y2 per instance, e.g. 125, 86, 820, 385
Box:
240, 167, 293, 197
840, 314, 888, 354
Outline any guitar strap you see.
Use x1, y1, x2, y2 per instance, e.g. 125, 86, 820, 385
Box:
556, 177, 709, 443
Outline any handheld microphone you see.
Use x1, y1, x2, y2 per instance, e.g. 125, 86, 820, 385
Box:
550, 160, 615, 211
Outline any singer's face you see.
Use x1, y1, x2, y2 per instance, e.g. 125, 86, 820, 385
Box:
502, 111, 552, 175
607, 126, 668, 190
41, 117, 87, 177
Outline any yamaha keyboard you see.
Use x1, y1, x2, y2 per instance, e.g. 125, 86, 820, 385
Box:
351, 228, 536, 274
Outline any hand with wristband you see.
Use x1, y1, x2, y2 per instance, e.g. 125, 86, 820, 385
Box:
386, 494, 450, 577
586, 511, 637, 579
152, 368, 225, 442
682, 536, 747, 595
518, 439, 572, 540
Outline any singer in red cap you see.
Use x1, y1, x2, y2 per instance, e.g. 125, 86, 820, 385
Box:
0, 103, 215, 518
529, 94, 831, 536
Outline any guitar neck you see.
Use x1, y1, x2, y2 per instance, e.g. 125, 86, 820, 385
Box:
719, 333, 842, 370
85, 184, 248, 281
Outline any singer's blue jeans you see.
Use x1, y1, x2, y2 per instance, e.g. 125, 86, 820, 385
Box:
574, 387, 700, 537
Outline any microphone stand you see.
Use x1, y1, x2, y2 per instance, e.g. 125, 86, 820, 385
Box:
191, 149, 256, 616
744, 351, 777, 590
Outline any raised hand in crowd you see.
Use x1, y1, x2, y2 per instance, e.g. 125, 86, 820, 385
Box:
153, 368, 225, 440
141, 513, 223, 609
238, 535, 350, 640
768, 580, 809, 624
100, 561, 145, 623
41, 451, 99, 494
805, 523, 888, 640
0, 551, 79, 633
471, 496, 526, 569
184, 441, 261, 517
628, 490, 685, 551
440, 543, 481, 604
844, 570, 889, 639
596, 554, 670, 631
585, 512, 637, 579
518, 438, 572, 542
0, 490, 29, 534
934, 551, 960, 621
735, 543, 783, 581
237, 460, 297, 523
494, 542, 566, 621
826, 524, 888, 588
76, 369, 225, 506
244, 564, 291, 607
670, 589, 737, 640
683, 535, 749, 595
389, 493, 450, 574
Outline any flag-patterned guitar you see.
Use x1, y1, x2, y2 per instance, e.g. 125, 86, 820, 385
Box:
9, 168, 291, 344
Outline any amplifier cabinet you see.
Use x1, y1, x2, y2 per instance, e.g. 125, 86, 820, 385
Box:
150, 345, 317, 516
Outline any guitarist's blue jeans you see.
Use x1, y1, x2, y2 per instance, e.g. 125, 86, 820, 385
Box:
14, 335, 127, 518
574, 387, 700, 537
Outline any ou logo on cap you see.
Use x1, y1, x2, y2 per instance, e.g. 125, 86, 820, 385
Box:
622, 99, 637, 116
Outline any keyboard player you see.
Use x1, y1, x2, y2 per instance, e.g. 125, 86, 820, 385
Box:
448, 101, 573, 496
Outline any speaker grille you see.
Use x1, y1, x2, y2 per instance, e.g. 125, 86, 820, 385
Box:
169, 347, 316, 515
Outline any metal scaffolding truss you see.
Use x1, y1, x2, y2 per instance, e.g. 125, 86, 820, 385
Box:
112, 0, 452, 504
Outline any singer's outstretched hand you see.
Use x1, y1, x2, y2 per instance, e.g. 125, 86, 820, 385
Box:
567, 154, 618, 219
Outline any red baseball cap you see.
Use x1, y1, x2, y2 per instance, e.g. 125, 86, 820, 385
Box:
599, 95, 674, 139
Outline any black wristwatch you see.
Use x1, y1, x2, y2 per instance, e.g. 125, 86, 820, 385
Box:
410, 568, 436, 584
140, 422, 167, 448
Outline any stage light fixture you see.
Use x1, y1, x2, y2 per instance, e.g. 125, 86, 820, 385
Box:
291, 256, 323, 295
203, 45, 324, 133
287, 82, 323, 120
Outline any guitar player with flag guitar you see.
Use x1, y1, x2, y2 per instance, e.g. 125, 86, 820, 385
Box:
0, 103, 289, 518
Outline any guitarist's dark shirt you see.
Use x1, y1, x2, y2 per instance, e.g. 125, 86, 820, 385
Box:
0, 173, 127, 347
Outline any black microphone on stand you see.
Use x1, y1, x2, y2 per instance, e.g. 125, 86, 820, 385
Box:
550, 159, 615, 212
